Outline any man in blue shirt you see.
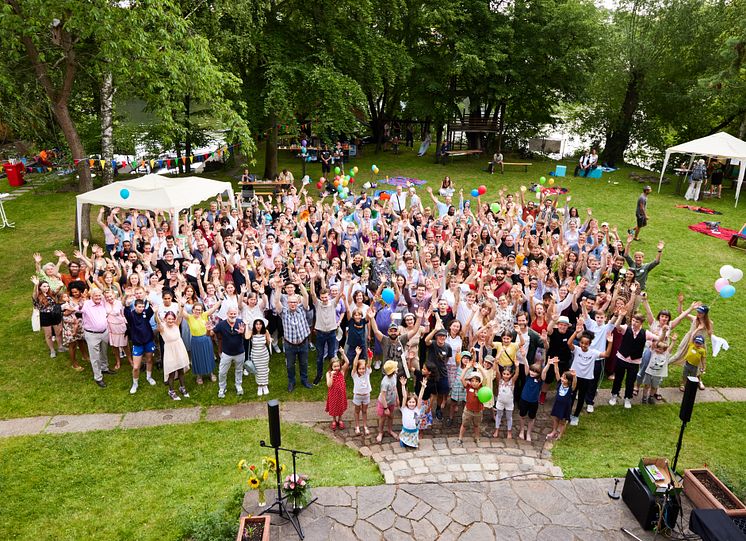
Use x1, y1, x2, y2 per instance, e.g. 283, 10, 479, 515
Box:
124, 299, 157, 394
213, 308, 246, 398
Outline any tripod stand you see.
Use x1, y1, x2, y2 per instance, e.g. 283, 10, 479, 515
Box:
258, 440, 318, 539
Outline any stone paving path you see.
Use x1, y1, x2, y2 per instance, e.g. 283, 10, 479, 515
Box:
3, 384, 743, 438
0, 173, 55, 202
242, 479, 694, 541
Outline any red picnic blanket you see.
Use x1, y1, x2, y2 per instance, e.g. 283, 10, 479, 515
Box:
688, 221, 739, 241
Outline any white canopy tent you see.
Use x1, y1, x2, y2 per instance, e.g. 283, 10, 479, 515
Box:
75, 174, 234, 248
658, 132, 746, 207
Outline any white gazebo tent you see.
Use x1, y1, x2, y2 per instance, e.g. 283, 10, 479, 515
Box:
75, 174, 234, 247
658, 132, 746, 207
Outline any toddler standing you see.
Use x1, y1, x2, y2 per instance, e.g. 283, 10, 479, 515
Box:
399, 376, 427, 449
493, 366, 519, 438
350, 347, 371, 435
457, 359, 488, 445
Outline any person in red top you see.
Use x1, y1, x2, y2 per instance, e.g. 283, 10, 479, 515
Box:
491, 267, 512, 298
325, 349, 350, 430
457, 359, 489, 445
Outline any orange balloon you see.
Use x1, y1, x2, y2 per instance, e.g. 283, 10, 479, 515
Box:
333, 180, 339, 187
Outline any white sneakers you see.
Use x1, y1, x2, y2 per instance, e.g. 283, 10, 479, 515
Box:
236, 387, 244, 396
146, 376, 157, 386
569, 416, 579, 426
609, 396, 633, 409
50, 350, 57, 358
130, 381, 139, 395
257, 386, 269, 396
218, 389, 226, 399
586, 404, 594, 413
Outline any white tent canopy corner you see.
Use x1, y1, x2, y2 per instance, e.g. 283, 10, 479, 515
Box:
75, 174, 234, 248
657, 131, 746, 207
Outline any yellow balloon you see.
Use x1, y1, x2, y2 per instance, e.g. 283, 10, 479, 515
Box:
548, 178, 555, 185
342, 178, 349, 187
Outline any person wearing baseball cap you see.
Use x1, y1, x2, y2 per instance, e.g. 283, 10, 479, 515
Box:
682, 333, 707, 391
425, 325, 453, 421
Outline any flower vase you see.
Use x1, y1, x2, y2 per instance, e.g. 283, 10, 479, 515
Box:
291, 492, 308, 510
257, 488, 266, 507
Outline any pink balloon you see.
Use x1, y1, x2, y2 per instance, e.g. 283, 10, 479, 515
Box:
715, 277, 730, 292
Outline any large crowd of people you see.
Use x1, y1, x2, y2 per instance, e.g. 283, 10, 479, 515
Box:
31, 174, 716, 446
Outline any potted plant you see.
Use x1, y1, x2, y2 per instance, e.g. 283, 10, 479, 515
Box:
238, 456, 283, 507
236, 515, 270, 541
283, 473, 311, 510
683, 467, 746, 513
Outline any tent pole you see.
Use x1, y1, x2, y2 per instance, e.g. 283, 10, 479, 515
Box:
658, 152, 671, 193
735, 162, 745, 207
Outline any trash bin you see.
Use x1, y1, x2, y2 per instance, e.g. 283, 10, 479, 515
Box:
3, 162, 26, 187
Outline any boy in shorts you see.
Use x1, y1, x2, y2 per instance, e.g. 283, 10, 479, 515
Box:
457, 358, 488, 445
124, 298, 157, 394
518, 361, 553, 442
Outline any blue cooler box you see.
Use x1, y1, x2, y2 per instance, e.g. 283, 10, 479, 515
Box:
555, 165, 566, 177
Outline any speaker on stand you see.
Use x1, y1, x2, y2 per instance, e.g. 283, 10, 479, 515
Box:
259, 400, 317, 540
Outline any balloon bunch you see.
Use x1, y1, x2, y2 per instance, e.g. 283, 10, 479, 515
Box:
538, 175, 555, 186
371, 164, 379, 175
715, 265, 743, 299
470, 185, 487, 198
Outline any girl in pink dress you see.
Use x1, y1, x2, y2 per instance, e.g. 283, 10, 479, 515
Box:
104, 289, 131, 370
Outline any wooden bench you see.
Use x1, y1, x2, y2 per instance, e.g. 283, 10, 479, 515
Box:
442, 149, 483, 164
502, 162, 533, 172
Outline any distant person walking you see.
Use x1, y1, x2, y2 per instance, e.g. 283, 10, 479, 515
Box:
633, 185, 652, 241
685, 159, 707, 201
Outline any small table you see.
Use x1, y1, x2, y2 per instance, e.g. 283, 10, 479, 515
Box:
0, 193, 15, 229
239, 180, 293, 200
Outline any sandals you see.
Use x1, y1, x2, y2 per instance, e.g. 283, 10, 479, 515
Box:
355, 426, 361, 435
364, 427, 371, 436
679, 385, 685, 392
633, 389, 639, 397
654, 394, 663, 401
331, 421, 338, 430
339, 421, 346, 430
375, 433, 383, 443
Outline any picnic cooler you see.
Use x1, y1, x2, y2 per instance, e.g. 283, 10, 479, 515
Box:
3, 162, 25, 187
555, 165, 567, 177
639, 457, 683, 495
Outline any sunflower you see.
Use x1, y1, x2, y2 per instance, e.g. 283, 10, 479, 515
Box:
248, 476, 260, 489
265, 457, 277, 471
262, 470, 269, 481
237, 459, 246, 472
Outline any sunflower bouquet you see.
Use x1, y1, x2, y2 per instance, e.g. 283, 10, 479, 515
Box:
237, 456, 283, 506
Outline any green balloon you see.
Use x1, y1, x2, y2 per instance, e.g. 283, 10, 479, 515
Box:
335, 166, 341, 175
490, 203, 500, 213
477, 386, 493, 404
539, 176, 547, 184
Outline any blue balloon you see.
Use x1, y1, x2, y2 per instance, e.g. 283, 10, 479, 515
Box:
471, 188, 479, 197
120, 188, 130, 199
381, 288, 395, 305
719, 285, 736, 299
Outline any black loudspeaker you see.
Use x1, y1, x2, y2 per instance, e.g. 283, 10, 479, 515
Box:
267, 400, 281, 448
622, 468, 658, 530
680, 376, 699, 423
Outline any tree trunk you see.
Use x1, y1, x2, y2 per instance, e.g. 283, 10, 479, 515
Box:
263, 118, 278, 180
466, 100, 481, 150
497, 100, 506, 153
55, 102, 93, 242
100, 71, 115, 184
435, 122, 444, 164
601, 69, 643, 167
739, 111, 746, 140
184, 95, 192, 175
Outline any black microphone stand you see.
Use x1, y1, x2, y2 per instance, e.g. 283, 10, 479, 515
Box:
258, 440, 318, 539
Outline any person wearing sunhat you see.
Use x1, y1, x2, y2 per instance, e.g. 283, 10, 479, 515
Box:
376, 360, 400, 443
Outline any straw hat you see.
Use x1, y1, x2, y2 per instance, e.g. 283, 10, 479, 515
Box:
383, 361, 398, 376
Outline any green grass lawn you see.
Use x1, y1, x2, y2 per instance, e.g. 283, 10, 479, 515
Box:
0, 419, 382, 541
552, 401, 746, 500
1, 147, 745, 419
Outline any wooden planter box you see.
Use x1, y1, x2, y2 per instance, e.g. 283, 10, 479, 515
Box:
236, 515, 271, 541
683, 468, 746, 514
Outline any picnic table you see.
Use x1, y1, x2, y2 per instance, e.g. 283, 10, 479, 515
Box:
442, 149, 483, 164
239, 180, 292, 199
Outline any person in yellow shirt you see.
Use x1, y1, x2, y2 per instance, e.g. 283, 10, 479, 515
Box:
681, 335, 706, 391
